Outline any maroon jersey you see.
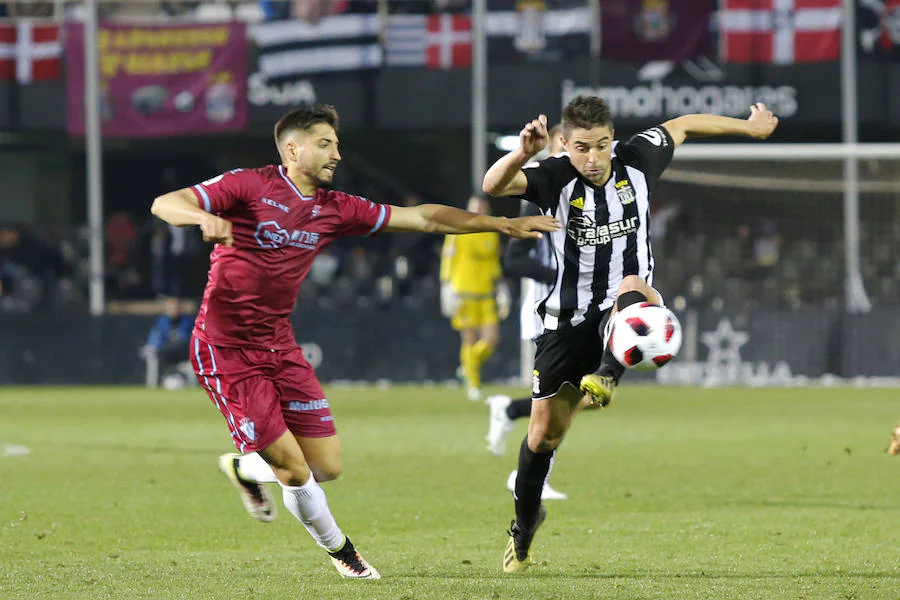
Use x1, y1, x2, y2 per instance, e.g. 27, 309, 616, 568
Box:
190, 165, 391, 350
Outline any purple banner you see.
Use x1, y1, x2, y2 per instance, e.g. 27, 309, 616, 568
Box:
66, 22, 247, 137
600, 0, 714, 63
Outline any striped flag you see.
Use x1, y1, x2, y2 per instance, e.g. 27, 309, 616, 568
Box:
386, 14, 472, 69
0, 21, 61, 84
720, 0, 842, 64
386, 7, 592, 68
251, 13, 381, 78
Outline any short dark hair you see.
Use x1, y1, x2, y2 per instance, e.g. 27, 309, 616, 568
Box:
561, 96, 614, 137
273, 104, 340, 144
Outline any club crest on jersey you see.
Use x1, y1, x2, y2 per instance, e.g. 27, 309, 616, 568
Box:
568, 212, 639, 247
255, 220, 320, 250
615, 180, 636, 205
570, 196, 585, 209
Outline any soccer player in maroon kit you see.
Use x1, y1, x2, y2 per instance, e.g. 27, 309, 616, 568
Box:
150, 104, 559, 579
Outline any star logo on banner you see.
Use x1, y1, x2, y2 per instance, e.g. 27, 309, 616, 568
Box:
701, 318, 749, 367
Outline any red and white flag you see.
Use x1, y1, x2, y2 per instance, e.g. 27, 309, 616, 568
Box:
720, 0, 842, 64
426, 14, 471, 69
0, 21, 62, 84
385, 13, 471, 69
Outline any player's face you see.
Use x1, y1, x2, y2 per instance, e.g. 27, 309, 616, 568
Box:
286, 123, 342, 187
563, 125, 614, 186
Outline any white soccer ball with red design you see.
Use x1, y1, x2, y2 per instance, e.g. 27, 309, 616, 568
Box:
608, 302, 682, 371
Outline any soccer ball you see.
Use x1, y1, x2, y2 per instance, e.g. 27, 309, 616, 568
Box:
608, 302, 682, 371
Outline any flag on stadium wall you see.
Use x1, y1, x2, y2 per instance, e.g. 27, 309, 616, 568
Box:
598, 0, 715, 62
252, 13, 382, 78
385, 14, 472, 69
858, 0, 900, 58
719, 0, 843, 64
0, 21, 61, 84
386, 7, 593, 67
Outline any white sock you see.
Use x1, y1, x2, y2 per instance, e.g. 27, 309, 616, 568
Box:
236, 453, 278, 483
280, 478, 346, 552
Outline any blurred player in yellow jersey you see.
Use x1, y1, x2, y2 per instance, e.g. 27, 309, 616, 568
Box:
440, 196, 509, 401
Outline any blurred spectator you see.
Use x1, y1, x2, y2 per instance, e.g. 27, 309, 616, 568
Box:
106, 211, 141, 299
753, 219, 781, 269
260, 0, 351, 22
389, 193, 439, 298
142, 296, 195, 389
8, 1, 53, 17
161, 1, 201, 17
149, 220, 203, 299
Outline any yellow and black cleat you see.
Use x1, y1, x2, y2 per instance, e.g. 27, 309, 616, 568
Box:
579, 374, 617, 410
503, 534, 533, 573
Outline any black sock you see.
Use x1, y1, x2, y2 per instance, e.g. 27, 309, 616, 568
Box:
514, 437, 554, 531
598, 290, 649, 383
616, 290, 648, 310
505, 398, 532, 421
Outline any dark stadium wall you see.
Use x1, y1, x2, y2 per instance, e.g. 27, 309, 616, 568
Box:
0, 308, 898, 385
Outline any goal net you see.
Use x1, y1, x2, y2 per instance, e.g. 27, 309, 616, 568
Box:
649, 150, 900, 386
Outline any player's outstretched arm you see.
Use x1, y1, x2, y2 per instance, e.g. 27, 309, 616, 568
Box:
151, 188, 234, 246
482, 114, 549, 197
662, 102, 779, 148
385, 204, 559, 240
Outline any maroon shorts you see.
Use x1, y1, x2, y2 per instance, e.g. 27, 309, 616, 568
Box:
190, 335, 336, 453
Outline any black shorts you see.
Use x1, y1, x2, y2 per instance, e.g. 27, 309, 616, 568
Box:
532, 309, 612, 399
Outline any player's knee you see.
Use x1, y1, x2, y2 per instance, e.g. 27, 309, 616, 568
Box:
272, 463, 312, 487
526, 423, 562, 452
616, 276, 654, 310
617, 275, 650, 295
311, 462, 343, 482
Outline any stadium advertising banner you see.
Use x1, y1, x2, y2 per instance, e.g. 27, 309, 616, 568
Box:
65, 22, 248, 138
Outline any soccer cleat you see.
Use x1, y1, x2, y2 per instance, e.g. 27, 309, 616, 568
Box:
887, 423, 900, 456
579, 374, 617, 409
328, 537, 381, 579
503, 505, 547, 573
506, 470, 568, 501
217, 453, 276, 523
467, 386, 483, 402
486, 395, 515, 456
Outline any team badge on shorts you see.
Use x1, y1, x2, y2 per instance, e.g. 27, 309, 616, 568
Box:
532, 370, 541, 395
239, 418, 257, 442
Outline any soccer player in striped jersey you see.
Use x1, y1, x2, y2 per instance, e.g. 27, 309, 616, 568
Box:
483, 96, 778, 572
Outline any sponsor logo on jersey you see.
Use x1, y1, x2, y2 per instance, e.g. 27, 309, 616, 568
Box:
262, 197, 290, 213
569, 195, 585, 209
255, 220, 321, 250
567, 213, 639, 247
615, 180, 636, 205
288, 398, 331, 412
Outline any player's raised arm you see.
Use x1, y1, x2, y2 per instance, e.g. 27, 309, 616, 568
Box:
385, 203, 559, 240
662, 102, 779, 148
151, 188, 234, 246
482, 114, 550, 197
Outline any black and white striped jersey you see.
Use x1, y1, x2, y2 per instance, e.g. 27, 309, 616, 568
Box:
521, 126, 675, 331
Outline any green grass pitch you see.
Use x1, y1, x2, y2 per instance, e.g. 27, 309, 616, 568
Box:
2, 384, 899, 599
